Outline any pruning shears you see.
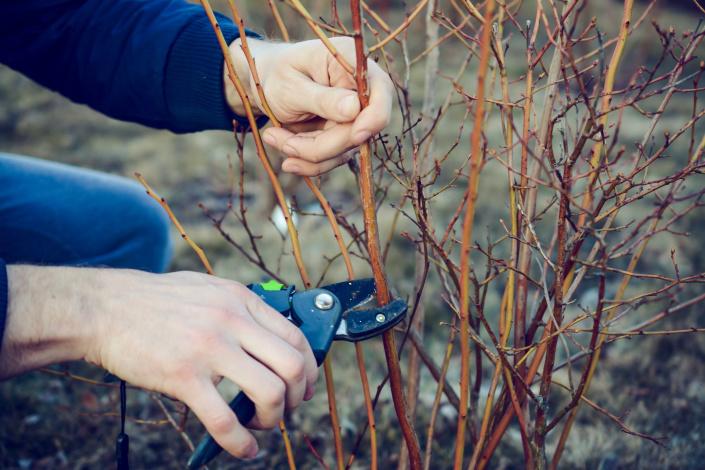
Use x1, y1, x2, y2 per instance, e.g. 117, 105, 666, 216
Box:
186, 278, 408, 469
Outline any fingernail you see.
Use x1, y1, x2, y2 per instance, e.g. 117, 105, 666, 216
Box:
283, 144, 299, 158
353, 131, 372, 146
304, 385, 316, 401
244, 443, 259, 459
338, 95, 357, 119
263, 133, 276, 147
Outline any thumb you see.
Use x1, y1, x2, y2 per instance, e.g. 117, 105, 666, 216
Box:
303, 83, 361, 123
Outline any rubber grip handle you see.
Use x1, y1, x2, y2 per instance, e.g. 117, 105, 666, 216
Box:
186, 392, 255, 469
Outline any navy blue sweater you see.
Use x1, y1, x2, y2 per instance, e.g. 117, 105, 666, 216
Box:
0, 0, 263, 359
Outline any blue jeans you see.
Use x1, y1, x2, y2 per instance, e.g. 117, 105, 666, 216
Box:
0, 153, 174, 272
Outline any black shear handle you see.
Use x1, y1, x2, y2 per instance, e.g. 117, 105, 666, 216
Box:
186, 392, 254, 469
187, 287, 342, 469
188, 355, 331, 469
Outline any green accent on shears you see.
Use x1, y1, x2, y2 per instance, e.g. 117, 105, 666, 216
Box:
261, 280, 285, 291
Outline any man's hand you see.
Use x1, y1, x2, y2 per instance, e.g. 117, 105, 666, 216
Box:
225, 37, 394, 176
0, 266, 318, 459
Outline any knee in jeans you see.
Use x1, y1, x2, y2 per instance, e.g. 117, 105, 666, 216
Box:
133, 199, 175, 273
112, 183, 175, 273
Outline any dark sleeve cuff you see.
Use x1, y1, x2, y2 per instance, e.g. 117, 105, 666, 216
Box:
0, 259, 8, 358
165, 15, 268, 133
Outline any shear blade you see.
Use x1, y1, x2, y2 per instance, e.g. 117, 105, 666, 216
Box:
320, 278, 378, 312
335, 297, 408, 341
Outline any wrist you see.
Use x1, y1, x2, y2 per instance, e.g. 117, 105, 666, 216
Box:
224, 37, 277, 118
0, 265, 98, 379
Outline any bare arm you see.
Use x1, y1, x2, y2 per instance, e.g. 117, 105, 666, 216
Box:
0, 265, 318, 459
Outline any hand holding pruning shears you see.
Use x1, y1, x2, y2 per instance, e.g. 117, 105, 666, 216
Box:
187, 278, 407, 469
1, 267, 319, 461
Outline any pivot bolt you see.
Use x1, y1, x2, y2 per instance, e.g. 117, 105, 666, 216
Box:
314, 293, 335, 310
375, 313, 386, 323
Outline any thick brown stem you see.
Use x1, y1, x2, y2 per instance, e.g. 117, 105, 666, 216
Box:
350, 1, 422, 468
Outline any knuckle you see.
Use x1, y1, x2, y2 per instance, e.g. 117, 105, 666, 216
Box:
283, 324, 308, 351
191, 327, 227, 352
306, 151, 326, 164
231, 437, 258, 459
165, 361, 199, 384
260, 378, 287, 410
223, 280, 252, 299
241, 286, 275, 313
310, 167, 327, 177
313, 93, 331, 121
200, 304, 231, 325
161, 368, 199, 396
312, 152, 330, 167
282, 351, 306, 384
208, 410, 238, 436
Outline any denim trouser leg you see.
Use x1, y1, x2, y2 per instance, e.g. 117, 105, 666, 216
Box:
0, 153, 174, 272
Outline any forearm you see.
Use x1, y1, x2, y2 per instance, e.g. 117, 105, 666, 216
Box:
0, 265, 96, 380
